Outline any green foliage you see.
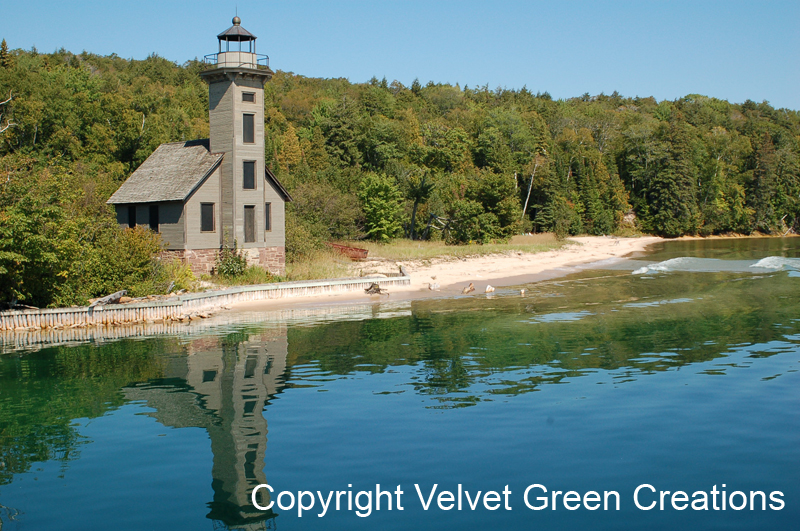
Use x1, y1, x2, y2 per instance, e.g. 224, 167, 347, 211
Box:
214, 264, 276, 286
1, 46, 800, 303
157, 259, 196, 292
358, 172, 403, 241
0, 39, 14, 69
215, 242, 247, 278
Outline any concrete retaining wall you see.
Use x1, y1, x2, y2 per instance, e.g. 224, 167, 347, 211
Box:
0, 276, 409, 332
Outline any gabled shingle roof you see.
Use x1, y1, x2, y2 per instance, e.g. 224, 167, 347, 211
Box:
107, 140, 223, 204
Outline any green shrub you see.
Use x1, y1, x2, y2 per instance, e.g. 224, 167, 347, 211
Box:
215, 242, 247, 278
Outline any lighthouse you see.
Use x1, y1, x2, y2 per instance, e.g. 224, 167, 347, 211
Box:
109, 17, 290, 275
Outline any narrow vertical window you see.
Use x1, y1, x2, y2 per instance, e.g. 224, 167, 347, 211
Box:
242, 92, 255, 103
243, 113, 255, 144
265, 202, 271, 232
243, 161, 256, 189
244, 205, 255, 242
149, 205, 159, 232
128, 205, 137, 228
201, 203, 215, 232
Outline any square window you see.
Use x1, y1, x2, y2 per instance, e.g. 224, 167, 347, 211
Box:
242, 92, 255, 103
243, 113, 255, 144
201, 203, 215, 232
243, 161, 256, 189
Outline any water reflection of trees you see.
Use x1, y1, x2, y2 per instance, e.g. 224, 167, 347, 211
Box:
0, 340, 171, 486
286, 270, 800, 406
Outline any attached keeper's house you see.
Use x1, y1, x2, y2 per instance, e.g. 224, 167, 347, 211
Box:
108, 17, 291, 275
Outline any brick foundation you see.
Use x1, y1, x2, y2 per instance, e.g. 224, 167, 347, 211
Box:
160, 247, 286, 277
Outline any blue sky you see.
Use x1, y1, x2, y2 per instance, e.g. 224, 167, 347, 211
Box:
3, 0, 798, 109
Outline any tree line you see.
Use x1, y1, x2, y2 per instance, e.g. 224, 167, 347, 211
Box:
1, 43, 798, 306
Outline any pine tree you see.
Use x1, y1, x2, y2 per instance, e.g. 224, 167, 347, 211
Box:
748, 132, 778, 232
0, 39, 14, 69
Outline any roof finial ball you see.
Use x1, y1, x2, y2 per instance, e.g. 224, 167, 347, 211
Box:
232, 16, 241, 25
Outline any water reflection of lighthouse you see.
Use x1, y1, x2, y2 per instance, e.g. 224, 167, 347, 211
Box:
124, 326, 287, 530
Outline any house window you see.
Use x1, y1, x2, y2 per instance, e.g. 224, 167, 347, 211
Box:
242, 92, 255, 103
201, 203, 215, 232
149, 205, 159, 232
265, 202, 272, 232
244, 205, 255, 242
128, 205, 136, 228
243, 113, 255, 144
243, 161, 256, 190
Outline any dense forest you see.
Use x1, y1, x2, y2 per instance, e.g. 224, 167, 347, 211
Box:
1, 42, 799, 306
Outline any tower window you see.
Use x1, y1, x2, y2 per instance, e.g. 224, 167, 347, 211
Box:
201, 203, 215, 232
244, 205, 256, 242
265, 202, 272, 232
243, 113, 255, 144
149, 205, 159, 232
242, 92, 256, 103
243, 161, 256, 189
128, 205, 136, 228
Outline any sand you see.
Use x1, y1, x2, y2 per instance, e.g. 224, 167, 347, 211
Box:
230, 235, 663, 312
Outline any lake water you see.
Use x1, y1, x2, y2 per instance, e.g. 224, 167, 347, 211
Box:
1, 238, 799, 530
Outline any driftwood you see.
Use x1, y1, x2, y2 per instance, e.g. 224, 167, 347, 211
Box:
89, 290, 127, 308
365, 283, 389, 296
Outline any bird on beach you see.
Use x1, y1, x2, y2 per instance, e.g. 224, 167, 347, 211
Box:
462, 282, 475, 294
520, 288, 526, 296
428, 282, 440, 290
485, 285, 495, 293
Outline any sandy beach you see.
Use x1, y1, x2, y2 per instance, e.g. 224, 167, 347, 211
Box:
231, 235, 663, 312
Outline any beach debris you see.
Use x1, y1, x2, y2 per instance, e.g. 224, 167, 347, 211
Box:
89, 290, 127, 308
431, 275, 437, 280
485, 285, 495, 293
428, 282, 440, 290
520, 288, 526, 296
462, 282, 475, 295
365, 282, 389, 296
400, 265, 409, 276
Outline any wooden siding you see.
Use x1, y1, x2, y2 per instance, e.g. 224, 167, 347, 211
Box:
209, 80, 235, 244
233, 77, 267, 249
264, 179, 286, 248
158, 202, 185, 250
185, 165, 222, 249
114, 202, 183, 248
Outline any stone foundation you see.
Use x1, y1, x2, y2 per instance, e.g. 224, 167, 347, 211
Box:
160, 247, 286, 277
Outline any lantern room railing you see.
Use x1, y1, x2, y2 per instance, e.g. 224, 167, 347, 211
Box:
203, 52, 270, 70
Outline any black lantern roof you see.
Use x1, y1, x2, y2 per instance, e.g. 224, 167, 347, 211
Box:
217, 16, 256, 42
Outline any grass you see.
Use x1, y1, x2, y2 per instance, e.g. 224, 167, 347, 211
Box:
195, 234, 567, 288
342, 233, 566, 262
285, 248, 354, 280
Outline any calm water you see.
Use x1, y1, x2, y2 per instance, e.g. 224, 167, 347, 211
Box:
1, 238, 799, 530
